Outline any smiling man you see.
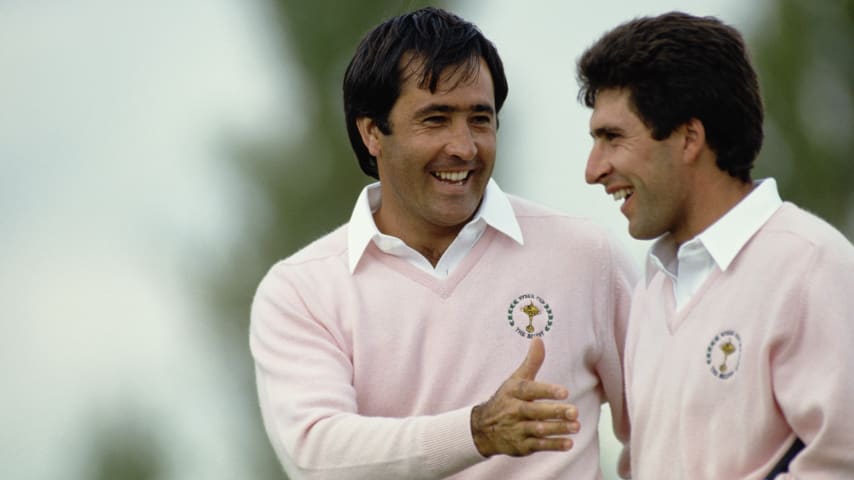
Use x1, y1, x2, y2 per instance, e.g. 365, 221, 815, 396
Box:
250, 6, 638, 480
355, 54, 498, 266
578, 11, 854, 479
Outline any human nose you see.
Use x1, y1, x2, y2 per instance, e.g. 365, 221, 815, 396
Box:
445, 122, 478, 160
585, 142, 612, 185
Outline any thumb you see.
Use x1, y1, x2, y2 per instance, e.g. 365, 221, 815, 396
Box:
512, 337, 545, 380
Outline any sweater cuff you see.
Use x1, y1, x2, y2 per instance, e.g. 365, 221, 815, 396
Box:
421, 405, 484, 477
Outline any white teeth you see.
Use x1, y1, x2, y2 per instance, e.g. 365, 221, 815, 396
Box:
612, 188, 633, 202
434, 171, 469, 182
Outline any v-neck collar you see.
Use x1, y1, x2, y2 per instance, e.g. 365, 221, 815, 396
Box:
364, 228, 498, 299
657, 267, 725, 334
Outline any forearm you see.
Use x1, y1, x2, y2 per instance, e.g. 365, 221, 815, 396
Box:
251, 313, 483, 479
256, 373, 482, 480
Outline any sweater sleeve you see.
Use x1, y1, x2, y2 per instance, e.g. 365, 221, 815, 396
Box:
249, 263, 484, 480
772, 243, 854, 479
594, 236, 640, 480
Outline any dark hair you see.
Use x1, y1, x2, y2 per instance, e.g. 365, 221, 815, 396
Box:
577, 11, 763, 181
343, 7, 508, 179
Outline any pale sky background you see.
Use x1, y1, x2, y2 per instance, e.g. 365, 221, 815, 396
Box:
1, 1, 761, 478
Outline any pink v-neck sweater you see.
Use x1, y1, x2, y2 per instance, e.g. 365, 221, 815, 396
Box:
250, 196, 638, 480
625, 203, 854, 479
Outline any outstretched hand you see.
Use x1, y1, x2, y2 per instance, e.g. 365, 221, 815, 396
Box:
470, 338, 579, 457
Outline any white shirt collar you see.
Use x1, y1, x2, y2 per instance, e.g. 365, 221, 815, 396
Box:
646, 178, 783, 284
347, 178, 524, 274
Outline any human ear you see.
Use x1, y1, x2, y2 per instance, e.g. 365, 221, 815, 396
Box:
356, 117, 382, 158
682, 117, 706, 163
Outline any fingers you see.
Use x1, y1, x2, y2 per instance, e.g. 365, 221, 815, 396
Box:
471, 384, 579, 457
470, 339, 579, 458
518, 400, 578, 421
471, 404, 581, 457
521, 419, 581, 437
517, 436, 575, 455
511, 378, 569, 402
510, 339, 569, 400
512, 337, 545, 381
510, 339, 568, 399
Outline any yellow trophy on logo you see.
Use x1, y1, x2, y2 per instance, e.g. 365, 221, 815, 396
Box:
521, 301, 541, 334
719, 340, 736, 373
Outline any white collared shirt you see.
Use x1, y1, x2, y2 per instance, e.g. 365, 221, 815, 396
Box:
647, 178, 783, 310
347, 178, 524, 277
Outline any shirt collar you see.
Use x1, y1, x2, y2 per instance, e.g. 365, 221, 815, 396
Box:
646, 178, 783, 283
347, 178, 523, 274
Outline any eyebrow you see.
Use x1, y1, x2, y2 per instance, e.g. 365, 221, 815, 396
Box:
414, 103, 495, 117
590, 126, 624, 138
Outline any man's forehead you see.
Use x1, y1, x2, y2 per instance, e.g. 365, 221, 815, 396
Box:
590, 89, 646, 130
591, 89, 633, 117
399, 52, 489, 92
593, 88, 631, 109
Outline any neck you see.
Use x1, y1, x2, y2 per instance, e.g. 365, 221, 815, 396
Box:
675, 166, 753, 246
373, 210, 463, 267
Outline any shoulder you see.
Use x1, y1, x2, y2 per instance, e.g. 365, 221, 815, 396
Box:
507, 194, 614, 249
506, 194, 639, 281
258, 224, 350, 292
282, 224, 349, 265
762, 203, 854, 263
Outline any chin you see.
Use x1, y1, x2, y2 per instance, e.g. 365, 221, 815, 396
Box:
628, 224, 663, 241
434, 209, 476, 228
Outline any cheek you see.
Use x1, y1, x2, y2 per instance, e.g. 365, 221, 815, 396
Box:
606, 142, 636, 165
476, 134, 497, 159
646, 169, 687, 224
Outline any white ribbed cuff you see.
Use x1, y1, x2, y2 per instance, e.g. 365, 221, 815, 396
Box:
420, 405, 484, 477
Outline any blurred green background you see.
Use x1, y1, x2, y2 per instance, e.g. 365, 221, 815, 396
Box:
2, 0, 850, 479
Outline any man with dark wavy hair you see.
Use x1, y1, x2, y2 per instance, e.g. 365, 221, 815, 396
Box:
250, 6, 638, 480
579, 11, 854, 479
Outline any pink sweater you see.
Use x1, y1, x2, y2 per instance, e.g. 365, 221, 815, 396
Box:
625, 203, 854, 479
250, 196, 637, 479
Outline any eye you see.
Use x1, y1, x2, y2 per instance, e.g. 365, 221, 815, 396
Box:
593, 129, 621, 142
423, 115, 447, 125
471, 114, 493, 125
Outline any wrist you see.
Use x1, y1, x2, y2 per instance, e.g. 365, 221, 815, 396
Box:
470, 404, 492, 457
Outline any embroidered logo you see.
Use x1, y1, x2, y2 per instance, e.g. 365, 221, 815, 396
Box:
507, 293, 553, 338
706, 330, 742, 379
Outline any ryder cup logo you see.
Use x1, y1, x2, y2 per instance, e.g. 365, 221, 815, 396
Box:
507, 293, 553, 338
706, 330, 742, 379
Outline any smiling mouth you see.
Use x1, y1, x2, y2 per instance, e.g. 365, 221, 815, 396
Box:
432, 170, 472, 185
612, 187, 633, 203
